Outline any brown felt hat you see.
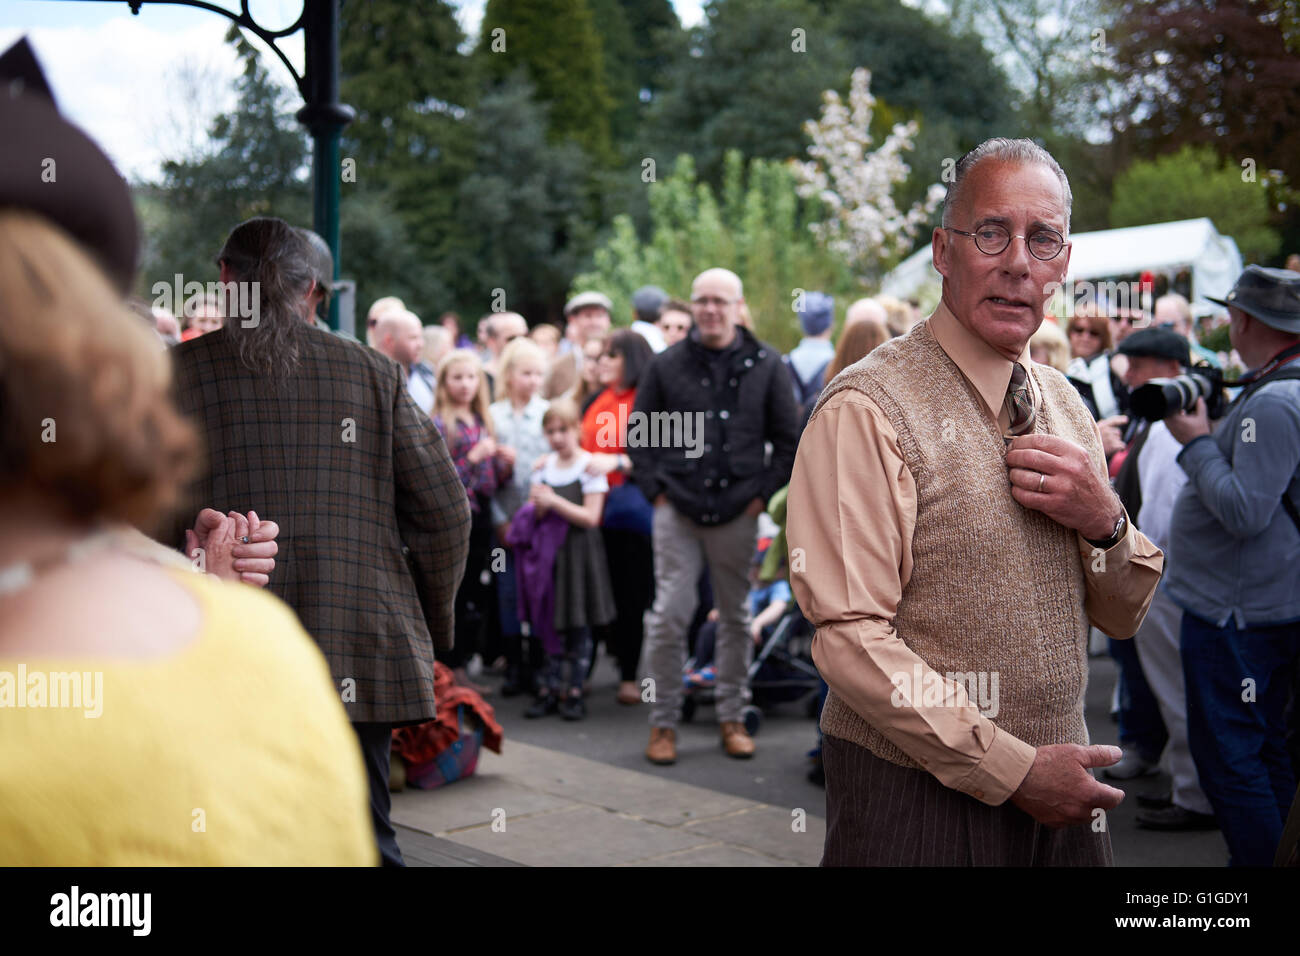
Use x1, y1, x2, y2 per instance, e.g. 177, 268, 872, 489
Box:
0, 37, 139, 294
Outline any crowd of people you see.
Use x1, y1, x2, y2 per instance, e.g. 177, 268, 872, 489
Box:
3, 35, 1298, 869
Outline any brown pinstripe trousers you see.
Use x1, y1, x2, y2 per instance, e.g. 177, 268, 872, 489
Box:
821, 734, 1113, 866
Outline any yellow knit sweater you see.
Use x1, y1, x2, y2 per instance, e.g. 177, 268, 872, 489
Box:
0, 567, 376, 865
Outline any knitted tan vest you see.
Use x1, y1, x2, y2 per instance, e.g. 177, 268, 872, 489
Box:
809, 320, 1104, 770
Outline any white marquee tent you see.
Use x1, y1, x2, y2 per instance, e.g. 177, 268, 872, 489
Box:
880, 217, 1244, 310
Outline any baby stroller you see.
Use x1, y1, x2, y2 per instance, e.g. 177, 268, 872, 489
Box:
680, 601, 822, 735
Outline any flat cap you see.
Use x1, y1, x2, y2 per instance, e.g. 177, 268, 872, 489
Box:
564, 291, 613, 316
1117, 326, 1191, 365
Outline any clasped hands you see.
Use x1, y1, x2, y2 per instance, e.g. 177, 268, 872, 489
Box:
185, 509, 280, 587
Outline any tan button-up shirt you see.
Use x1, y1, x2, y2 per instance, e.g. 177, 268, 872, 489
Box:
788, 302, 1164, 805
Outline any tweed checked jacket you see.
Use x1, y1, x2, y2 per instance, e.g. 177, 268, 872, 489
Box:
162, 325, 471, 725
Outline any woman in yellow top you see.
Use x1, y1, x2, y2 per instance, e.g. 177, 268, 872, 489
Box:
0, 205, 374, 863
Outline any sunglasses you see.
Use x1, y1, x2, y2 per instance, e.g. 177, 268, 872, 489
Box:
1069, 326, 1099, 335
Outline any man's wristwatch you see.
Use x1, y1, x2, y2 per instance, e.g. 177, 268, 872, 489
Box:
1084, 512, 1127, 550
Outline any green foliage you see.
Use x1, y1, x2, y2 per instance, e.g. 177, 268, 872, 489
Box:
642, 0, 845, 185
572, 151, 858, 351
448, 73, 596, 324
587, 0, 641, 146
1201, 322, 1232, 355
1109, 146, 1282, 263
478, 0, 615, 162
138, 26, 310, 296
340, 0, 477, 308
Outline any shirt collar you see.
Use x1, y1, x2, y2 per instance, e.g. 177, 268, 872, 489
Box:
928, 299, 1032, 422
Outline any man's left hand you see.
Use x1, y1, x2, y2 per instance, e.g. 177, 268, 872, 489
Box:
744, 497, 765, 518
1005, 434, 1122, 540
1164, 397, 1211, 445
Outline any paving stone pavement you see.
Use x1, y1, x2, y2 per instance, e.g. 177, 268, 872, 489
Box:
392, 740, 826, 867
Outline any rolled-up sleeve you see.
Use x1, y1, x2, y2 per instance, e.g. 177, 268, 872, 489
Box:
787, 390, 1036, 806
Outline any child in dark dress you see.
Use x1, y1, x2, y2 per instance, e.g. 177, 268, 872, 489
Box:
522, 399, 616, 720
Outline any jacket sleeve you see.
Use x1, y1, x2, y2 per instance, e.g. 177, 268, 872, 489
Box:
760, 355, 801, 503
392, 363, 471, 652
629, 358, 665, 502
1177, 387, 1300, 539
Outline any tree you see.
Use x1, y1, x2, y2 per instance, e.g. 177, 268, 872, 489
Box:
140, 26, 310, 295
945, 0, 1108, 134
641, 0, 847, 185
1109, 146, 1281, 263
620, 0, 681, 101
642, 0, 1017, 206
340, 0, 477, 309
1108, 0, 1300, 260
587, 0, 641, 147
477, 0, 615, 162
572, 151, 857, 352
793, 68, 945, 280
1109, 0, 1300, 189
448, 74, 596, 325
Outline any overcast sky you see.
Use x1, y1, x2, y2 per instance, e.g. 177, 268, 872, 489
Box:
0, 0, 708, 183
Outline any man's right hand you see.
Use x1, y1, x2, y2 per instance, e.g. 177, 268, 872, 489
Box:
1009, 744, 1126, 828
654, 494, 667, 507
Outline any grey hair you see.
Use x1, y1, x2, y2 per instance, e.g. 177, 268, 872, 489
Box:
218, 217, 316, 382
941, 138, 1073, 233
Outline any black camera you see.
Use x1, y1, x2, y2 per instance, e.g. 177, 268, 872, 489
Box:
1129, 365, 1228, 422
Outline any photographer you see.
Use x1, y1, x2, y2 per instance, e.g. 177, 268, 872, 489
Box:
1164, 266, 1300, 866
1111, 329, 1215, 830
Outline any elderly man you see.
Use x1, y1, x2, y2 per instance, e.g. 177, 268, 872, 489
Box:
545, 291, 613, 398
631, 268, 800, 764
788, 138, 1164, 866
164, 218, 470, 866
1106, 328, 1216, 832
366, 295, 405, 347
374, 309, 435, 415
1164, 265, 1300, 865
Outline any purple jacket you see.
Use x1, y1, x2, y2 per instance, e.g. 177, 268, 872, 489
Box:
505, 502, 569, 655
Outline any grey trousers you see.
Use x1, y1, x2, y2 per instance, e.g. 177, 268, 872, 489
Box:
822, 734, 1113, 866
644, 502, 757, 726
1132, 585, 1214, 815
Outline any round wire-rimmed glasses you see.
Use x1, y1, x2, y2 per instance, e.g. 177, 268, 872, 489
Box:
946, 223, 1068, 261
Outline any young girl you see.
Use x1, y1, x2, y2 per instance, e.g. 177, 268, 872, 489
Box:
433, 348, 512, 691
520, 398, 616, 720
489, 338, 550, 697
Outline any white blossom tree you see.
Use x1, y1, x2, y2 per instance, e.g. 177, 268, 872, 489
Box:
792, 67, 945, 279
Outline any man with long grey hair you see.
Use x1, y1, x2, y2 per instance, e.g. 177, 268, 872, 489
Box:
163, 216, 471, 866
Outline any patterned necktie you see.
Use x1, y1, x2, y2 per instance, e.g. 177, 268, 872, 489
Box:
1005, 362, 1036, 436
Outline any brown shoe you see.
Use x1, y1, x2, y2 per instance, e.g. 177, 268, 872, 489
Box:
720, 721, 755, 759
646, 727, 677, 765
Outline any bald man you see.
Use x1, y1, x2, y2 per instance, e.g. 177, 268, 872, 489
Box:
845, 297, 888, 330
367, 296, 406, 348
375, 310, 434, 414
629, 267, 800, 765
485, 311, 528, 391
